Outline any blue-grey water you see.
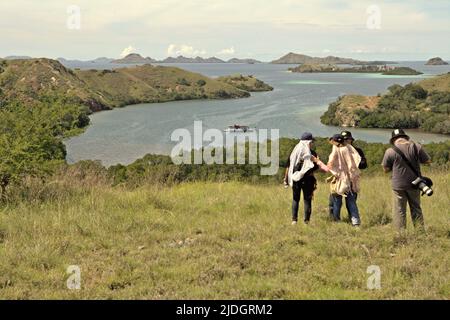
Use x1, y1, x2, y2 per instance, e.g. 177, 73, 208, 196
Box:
65, 61, 450, 166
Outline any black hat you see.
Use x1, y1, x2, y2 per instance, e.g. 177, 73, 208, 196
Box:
341, 130, 354, 141
329, 134, 345, 144
301, 132, 314, 141
390, 129, 409, 144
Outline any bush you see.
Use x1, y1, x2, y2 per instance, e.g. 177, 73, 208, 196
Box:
196, 79, 207, 87
176, 78, 190, 86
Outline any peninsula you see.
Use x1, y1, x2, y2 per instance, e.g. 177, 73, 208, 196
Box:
320, 73, 450, 134
0, 58, 273, 113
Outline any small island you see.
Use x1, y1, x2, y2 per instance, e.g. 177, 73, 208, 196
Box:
271, 52, 397, 65
425, 57, 448, 65
216, 74, 274, 92
288, 64, 423, 75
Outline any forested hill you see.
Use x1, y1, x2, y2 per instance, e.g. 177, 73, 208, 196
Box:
321, 73, 450, 134
0, 58, 272, 112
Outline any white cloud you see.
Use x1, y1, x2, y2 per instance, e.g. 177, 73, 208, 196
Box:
0, 1, 449, 60
120, 45, 136, 57
218, 47, 235, 55
167, 44, 206, 57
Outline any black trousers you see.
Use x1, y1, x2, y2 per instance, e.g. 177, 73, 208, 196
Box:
292, 175, 316, 222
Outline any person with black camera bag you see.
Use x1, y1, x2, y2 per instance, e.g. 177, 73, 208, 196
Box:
382, 129, 432, 231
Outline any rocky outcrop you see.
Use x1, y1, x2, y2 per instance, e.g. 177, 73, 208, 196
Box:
425, 57, 448, 65
321, 95, 380, 127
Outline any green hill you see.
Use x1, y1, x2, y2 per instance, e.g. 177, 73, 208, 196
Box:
0, 58, 106, 111
74, 65, 251, 108
321, 73, 450, 134
0, 58, 274, 112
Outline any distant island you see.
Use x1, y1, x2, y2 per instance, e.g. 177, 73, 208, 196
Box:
227, 58, 261, 64
112, 53, 157, 64
58, 57, 115, 64
425, 57, 448, 65
288, 64, 422, 75
0, 58, 273, 113
4, 55, 33, 60
320, 73, 450, 134
271, 52, 397, 65
58, 53, 263, 65
160, 55, 225, 63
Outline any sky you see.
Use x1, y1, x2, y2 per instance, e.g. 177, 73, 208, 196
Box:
1, 0, 449, 61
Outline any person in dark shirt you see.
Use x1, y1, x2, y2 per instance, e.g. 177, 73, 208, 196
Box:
328, 131, 368, 220
283, 132, 322, 225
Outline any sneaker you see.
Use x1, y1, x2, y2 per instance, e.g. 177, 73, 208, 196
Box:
304, 220, 310, 225
291, 221, 298, 225
351, 217, 361, 226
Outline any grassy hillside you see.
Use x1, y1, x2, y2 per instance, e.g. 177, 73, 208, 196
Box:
76, 66, 251, 108
0, 58, 105, 110
0, 59, 274, 112
321, 73, 450, 134
0, 171, 448, 299
419, 72, 450, 92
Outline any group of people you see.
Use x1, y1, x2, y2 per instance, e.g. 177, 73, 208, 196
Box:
283, 129, 431, 230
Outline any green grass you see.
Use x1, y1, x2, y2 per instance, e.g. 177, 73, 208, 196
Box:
418, 72, 450, 92
0, 172, 448, 299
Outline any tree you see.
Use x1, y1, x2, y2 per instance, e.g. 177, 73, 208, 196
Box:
0, 105, 66, 198
0, 98, 85, 198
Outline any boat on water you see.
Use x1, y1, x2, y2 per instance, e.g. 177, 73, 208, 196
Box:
224, 124, 255, 133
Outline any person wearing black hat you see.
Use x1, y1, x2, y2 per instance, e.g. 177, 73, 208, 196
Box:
327, 131, 368, 218
382, 129, 431, 230
325, 133, 363, 226
341, 131, 367, 170
283, 132, 322, 225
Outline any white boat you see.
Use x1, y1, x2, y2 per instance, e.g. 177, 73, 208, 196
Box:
224, 124, 255, 133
